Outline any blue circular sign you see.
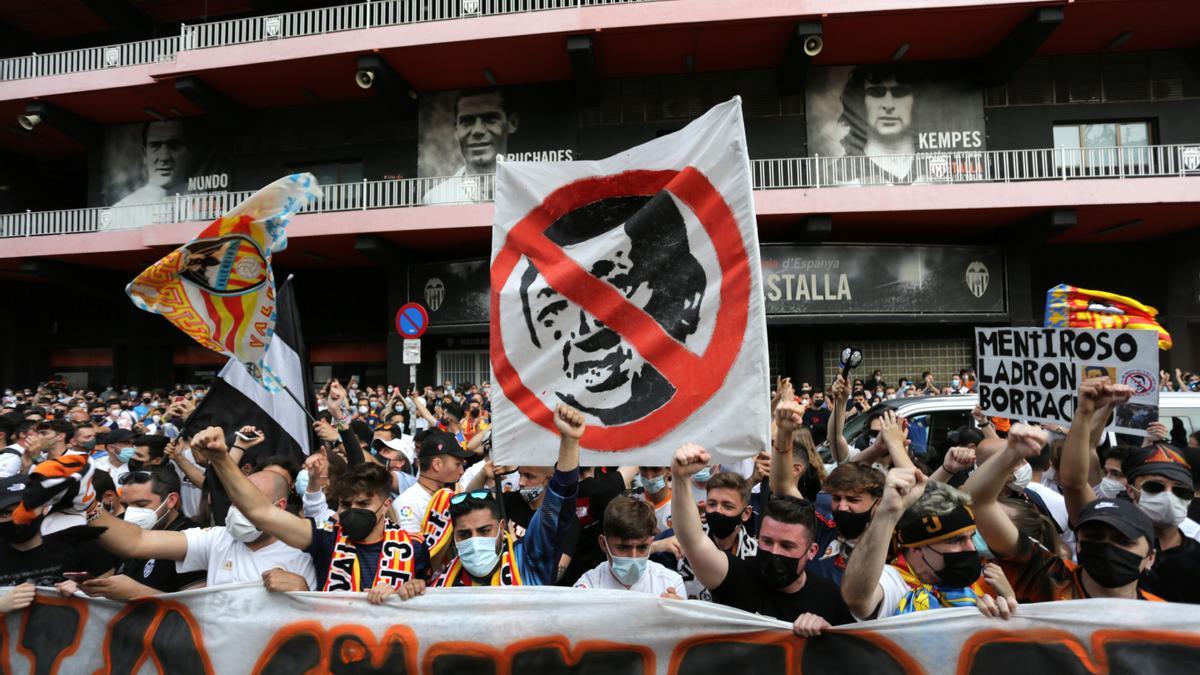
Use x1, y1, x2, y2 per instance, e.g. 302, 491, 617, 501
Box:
395, 302, 429, 338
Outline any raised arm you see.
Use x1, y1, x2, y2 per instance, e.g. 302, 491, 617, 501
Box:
827, 375, 853, 464
90, 510, 189, 562
962, 425, 1047, 558
409, 393, 438, 427
842, 468, 926, 619
192, 426, 314, 550
522, 404, 584, 583
930, 446, 975, 484
877, 411, 915, 471
769, 399, 805, 499
972, 406, 999, 441
671, 443, 729, 590
1060, 378, 1132, 524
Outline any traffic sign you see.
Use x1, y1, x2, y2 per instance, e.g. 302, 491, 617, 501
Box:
402, 339, 421, 365
395, 302, 429, 338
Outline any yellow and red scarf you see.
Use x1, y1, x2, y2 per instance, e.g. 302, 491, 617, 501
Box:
433, 532, 522, 587
324, 519, 417, 592
892, 553, 987, 614
421, 488, 456, 558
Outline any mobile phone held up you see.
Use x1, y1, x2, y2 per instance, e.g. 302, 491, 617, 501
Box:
234, 430, 263, 443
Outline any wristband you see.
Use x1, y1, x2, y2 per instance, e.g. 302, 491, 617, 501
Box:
232, 445, 247, 452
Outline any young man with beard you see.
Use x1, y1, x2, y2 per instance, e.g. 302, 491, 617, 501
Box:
432, 404, 582, 588
672, 443, 853, 633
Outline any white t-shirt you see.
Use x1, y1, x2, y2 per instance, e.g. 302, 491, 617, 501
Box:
574, 559, 685, 597
856, 564, 912, 622
173, 448, 205, 520
178, 526, 317, 590
395, 482, 436, 534
93, 454, 129, 484
0, 444, 24, 479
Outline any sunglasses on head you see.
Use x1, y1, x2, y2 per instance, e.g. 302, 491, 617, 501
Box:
450, 490, 494, 505
119, 470, 155, 486
1139, 480, 1194, 501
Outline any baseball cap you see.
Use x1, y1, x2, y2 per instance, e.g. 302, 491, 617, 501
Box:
417, 430, 473, 460
101, 428, 136, 445
1123, 443, 1194, 491
1076, 498, 1156, 546
0, 475, 28, 510
379, 435, 416, 465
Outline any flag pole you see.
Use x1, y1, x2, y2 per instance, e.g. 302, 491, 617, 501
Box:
281, 383, 318, 424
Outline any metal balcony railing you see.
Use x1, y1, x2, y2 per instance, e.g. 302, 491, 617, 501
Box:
2, 144, 1198, 239
0, 36, 179, 81
0, 0, 658, 81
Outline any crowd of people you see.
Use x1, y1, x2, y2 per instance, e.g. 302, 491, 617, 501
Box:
0, 368, 1198, 638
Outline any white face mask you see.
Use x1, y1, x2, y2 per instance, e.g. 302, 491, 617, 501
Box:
1007, 462, 1033, 492
123, 500, 170, 530
1137, 490, 1189, 527
358, 405, 369, 414
1097, 477, 1126, 500
225, 506, 263, 543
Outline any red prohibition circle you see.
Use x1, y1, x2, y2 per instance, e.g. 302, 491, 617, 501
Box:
490, 167, 751, 451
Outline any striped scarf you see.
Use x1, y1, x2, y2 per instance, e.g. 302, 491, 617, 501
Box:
323, 519, 416, 592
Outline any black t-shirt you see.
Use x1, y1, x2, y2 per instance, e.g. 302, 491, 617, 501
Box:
1140, 533, 1200, 604
711, 551, 853, 625
306, 519, 431, 589
557, 470, 626, 586
121, 514, 206, 593
804, 408, 832, 445
0, 528, 115, 587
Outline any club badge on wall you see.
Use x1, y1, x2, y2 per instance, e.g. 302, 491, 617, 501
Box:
965, 261, 989, 298
425, 278, 445, 312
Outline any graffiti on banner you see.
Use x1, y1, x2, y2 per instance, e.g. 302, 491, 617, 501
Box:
4, 587, 1200, 674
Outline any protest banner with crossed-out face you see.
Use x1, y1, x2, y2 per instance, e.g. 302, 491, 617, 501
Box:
488, 98, 770, 467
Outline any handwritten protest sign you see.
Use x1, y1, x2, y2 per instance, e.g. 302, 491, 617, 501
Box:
975, 327, 1159, 435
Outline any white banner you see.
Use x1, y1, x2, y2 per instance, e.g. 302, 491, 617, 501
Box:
489, 98, 769, 466
5, 586, 1200, 673
976, 327, 1160, 435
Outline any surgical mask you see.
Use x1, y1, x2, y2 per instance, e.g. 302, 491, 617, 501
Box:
705, 511, 742, 539
225, 506, 263, 543
123, 501, 169, 530
1007, 462, 1033, 493
338, 506, 381, 541
1077, 540, 1144, 588
151, 415, 161, 424
76, 438, 97, 452
1137, 490, 1189, 527
116, 446, 136, 462
294, 470, 310, 496
519, 484, 545, 506
1097, 477, 1126, 500
606, 542, 648, 586
643, 475, 667, 494
457, 535, 501, 577
931, 549, 981, 588
972, 531, 994, 560
951, 378, 961, 388
693, 467, 713, 485
832, 508, 873, 540
754, 549, 803, 589
358, 406, 369, 414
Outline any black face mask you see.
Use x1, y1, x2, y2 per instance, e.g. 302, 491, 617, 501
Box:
0, 516, 43, 545
754, 549, 803, 589
126, 459, 144, 472
929, 549, 981, 589
338, 507, 380, 541
1077, 540, 1144, 588
706, 511, 742, 540
832, 507, 873, 540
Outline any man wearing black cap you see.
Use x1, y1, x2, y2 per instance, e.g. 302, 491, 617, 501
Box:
394, 429, 479, 535
967, 423, 1162, 602
94, 428, 137, 483
1122, 443, 1200, 603
0, 475, 115, 587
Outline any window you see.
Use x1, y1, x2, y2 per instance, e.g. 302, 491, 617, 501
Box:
437, 350, 490, 389
985, 51, 1200, 107
1052, 121, 1153, 173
